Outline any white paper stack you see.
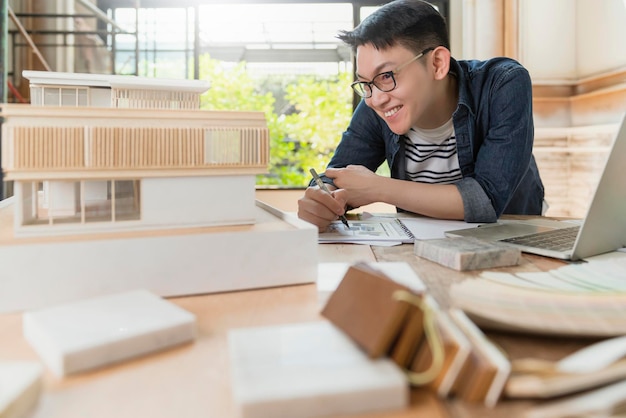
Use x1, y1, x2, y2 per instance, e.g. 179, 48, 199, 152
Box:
228, 321, 408, 418
0, 361, 43, 418
316, 261, 426, 306
23, 290, 196, 377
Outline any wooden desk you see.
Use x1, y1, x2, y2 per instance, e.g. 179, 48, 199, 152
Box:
0, 243, 595, 418
370, 244, 599, 418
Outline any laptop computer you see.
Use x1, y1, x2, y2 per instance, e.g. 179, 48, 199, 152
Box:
445, 113, 626, 261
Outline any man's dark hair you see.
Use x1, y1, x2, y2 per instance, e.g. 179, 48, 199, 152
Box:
338, 0, 450, 54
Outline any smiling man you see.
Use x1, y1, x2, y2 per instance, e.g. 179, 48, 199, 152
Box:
297, 0, 545, 231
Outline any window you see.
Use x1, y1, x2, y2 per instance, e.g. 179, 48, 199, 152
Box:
21, 180, 140, 226
32, 86, 89, 106
97, 1, 449, 187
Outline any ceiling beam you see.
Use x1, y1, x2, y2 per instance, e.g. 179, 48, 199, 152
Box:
202, 46, 352, 63
99, 0, 390, 8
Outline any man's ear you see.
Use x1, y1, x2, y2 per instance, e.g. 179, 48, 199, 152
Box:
430, 47, 451, 80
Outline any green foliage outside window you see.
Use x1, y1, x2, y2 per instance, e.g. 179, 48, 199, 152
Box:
197, 55, 353, 187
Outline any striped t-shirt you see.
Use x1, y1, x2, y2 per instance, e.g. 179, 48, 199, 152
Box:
404, 117, 462, 184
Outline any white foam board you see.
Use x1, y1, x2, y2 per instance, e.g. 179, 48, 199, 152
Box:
23, 290, 196, 377
0, 361, 43, 418
228, 321, 408, 418
0, 201, 317, 313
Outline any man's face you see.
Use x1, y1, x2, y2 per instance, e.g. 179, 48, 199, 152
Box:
355, 43, 435, 134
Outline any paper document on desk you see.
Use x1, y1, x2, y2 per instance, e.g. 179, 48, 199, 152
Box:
357, 212, 480, 240
317, 261, 426, 293
317, 262, 427, 307
318, 218, 415, 245
449, 252, 626, 337
399, 217, 479, 240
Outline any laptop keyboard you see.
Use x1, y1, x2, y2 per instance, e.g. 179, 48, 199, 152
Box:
500, 225, 580, 252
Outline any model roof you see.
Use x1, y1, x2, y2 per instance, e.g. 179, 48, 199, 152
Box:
22, 70, 211, 93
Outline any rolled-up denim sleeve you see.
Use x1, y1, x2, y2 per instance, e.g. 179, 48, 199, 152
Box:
466, 64, 535, 222
455, 177, 497, 222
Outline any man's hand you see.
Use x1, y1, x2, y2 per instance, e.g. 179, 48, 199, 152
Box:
297, 185, 349, 231
325, 165, 380, 208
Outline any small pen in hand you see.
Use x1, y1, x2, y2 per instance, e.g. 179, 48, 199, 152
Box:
309, 168, 350, 229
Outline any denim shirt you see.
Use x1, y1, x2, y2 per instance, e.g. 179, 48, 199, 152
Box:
323, 56, 545, 223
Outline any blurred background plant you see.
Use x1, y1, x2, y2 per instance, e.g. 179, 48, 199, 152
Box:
197, 55, 353, 187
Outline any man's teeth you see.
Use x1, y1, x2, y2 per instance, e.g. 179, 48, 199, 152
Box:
384, 106, 401, 117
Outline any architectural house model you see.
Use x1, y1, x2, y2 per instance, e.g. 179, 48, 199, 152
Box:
2, 104, 269, 236
23, 70, 210, 109
0, 71, 317, 313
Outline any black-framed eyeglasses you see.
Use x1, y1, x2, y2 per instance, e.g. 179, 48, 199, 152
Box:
350, 47, 435, 98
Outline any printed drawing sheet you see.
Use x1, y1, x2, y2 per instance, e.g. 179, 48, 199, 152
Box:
318, 218, 415, 245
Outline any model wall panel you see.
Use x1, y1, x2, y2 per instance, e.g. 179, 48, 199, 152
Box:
9, 126, 85, 170
4, 124, 268, 177
141, 176, 257, 227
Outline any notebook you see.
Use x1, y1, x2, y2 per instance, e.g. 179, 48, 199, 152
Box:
319, 218, 415, 244
445, 114, 626, 260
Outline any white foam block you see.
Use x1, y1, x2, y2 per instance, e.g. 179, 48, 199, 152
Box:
0, 361, 43, 418
23, 290, 196, 377
228, 321, 408, 418
1, 202, 317, 314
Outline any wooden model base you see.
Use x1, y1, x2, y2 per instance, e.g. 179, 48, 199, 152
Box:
0, 199, 317, 313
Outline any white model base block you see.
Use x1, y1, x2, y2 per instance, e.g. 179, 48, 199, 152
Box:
228, 321, 408, 418
23, 290, 196, 377
14, 176, 258, 238
0, 361, 43, 418
0, 201, 317, 313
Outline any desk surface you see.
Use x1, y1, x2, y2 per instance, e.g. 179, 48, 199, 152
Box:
0, 242, 595, 418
